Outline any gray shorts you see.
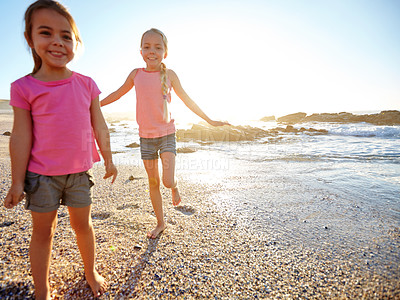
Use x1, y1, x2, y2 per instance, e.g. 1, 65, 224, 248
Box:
24, 170, 95, 213
140, 133, 176, 160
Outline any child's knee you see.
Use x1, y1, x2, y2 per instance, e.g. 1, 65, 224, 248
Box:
32, 223, 57, 241
162, 177, 175, 189
148, 177, 160, 188
70, 219, 92, 235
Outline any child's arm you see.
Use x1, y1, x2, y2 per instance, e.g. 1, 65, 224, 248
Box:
168, 70, 230, 127
100, 69, 138, 107
91, 96, 118, 183
4, 107, 32, 209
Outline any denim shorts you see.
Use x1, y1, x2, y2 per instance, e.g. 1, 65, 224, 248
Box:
24, 170, 95, 213
140, 133, 176, 160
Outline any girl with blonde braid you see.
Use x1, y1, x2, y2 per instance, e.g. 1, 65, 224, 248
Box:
101, 28, 229, 239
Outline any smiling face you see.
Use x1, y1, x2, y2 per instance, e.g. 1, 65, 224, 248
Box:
140, 31, 167, 71
26, 8, 75, 75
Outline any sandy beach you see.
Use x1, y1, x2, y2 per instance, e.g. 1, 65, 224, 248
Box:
1, 105, 399, 299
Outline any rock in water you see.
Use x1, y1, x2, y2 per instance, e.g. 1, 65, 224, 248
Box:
277, 112, 307, 123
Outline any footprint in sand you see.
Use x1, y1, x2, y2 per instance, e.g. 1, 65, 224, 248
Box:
167, 218, 177, 225
175, 205, 196, 216
0, 221, 14, 228
91, 212, 112, 220
116, 204, 139, 210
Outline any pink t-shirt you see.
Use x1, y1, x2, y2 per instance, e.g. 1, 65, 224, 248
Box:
134, 68, 175, 138
10, 72, 101, 176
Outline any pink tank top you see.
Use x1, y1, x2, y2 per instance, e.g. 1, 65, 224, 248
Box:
134, 68, 175, 138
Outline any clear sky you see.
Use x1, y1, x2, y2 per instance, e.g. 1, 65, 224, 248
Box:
1, 0, 399, 122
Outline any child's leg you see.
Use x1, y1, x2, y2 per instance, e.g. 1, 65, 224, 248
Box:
68, 205, 107, 297
30, 210, 58, 300
143, 159, 166, 239
160, 151, 181, 206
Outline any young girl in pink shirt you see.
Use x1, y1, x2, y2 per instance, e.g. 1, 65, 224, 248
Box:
4, 1, 117, 298
101, 28, 229, 239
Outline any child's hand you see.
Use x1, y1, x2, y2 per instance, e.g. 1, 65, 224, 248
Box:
103, 163, 118, 184
4, 184, 25, 209
208, 120, 231, 127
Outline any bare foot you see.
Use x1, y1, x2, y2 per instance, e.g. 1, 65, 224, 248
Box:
147, 223, 166, 239
86, 270, 107, 298
172, 187, 181, 206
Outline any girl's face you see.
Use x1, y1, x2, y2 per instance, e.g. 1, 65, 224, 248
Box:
27, 8, 75, 73
140, 32, 167, 71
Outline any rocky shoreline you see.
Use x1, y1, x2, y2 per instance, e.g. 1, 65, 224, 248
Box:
271, 110, 400, 125
175, 110, 399, 144
176, 124, 328, 143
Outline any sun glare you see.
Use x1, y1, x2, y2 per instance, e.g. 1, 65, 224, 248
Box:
99, 2, 400, 124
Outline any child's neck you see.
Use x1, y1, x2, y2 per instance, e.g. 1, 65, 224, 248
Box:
32, 67, 73, 82
145, 65, 161, 72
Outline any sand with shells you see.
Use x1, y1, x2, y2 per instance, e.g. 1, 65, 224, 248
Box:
1, 106, 399, 299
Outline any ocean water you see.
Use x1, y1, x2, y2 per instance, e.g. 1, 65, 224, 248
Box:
107, 118, 400, 274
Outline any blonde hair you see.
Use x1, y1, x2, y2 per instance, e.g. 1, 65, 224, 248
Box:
141, 28, 169, 96
24, 0, 82, 74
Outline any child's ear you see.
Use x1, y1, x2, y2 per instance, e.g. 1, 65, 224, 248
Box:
164, 53, 168, 59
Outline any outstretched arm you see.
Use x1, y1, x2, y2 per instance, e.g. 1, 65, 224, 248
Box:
100, 69, 138, 107
4, 107, 32, 208
169, 70, 230, 126
91, 96, 118, 183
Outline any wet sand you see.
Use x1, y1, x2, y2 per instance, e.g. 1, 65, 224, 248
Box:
0, 109, 399, 299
